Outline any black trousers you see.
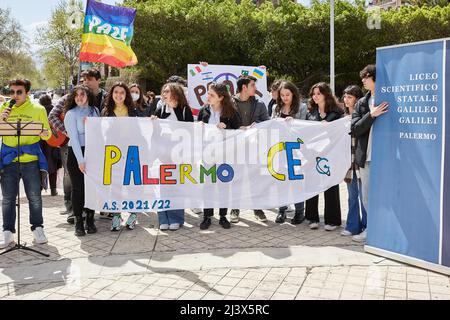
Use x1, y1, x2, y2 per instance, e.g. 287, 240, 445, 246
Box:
49, 172, 57, 189
305, 184, 341, 226
60, 145, 72, 201
67, 147, 94, 218
204, 208, 228, 218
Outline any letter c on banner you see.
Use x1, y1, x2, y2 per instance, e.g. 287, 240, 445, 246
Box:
267, 142, 286, 181
103, 145, 122, 185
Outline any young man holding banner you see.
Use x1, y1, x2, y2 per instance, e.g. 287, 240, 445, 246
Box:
351, 65, 389, 242
230, 75, 270, 223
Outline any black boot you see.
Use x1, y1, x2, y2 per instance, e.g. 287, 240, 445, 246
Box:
67, 213, 75, 224
275, 210, 287, 223
291, 212, 306, 225
85, 211, 97, 234
75, 216, 86, 236
200, 217, 211, 230
219, 216, 231, 229
51, 188, 58, 196
64, 199, 73, 213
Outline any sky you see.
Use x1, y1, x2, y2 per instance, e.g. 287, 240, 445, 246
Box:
0, 0, 123, 62
0, 0, 309, 64
0, 0, 123, 38
1, 0, 310, 42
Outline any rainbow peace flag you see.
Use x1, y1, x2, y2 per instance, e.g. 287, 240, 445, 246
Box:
79, 0, 138, 68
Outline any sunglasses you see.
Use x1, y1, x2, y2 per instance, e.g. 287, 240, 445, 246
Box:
10, 90, 24, 95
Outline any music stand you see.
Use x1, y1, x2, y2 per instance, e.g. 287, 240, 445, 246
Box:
0, 119, 50, 257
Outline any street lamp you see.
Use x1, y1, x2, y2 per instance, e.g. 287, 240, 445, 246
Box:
330, 0, 335, 94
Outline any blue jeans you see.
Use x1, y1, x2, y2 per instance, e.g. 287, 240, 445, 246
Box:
359, 161, 370, 216
158, 209, 185, 225
1, 161, 44, 232
280, 202, 304, 214
344, 171, 367, 235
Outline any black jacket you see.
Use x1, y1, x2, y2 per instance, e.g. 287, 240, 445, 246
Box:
94, 88, 108, 113
351, 91, 375, 168
306, 106, 344, 122
267, 99, 276, 117
233, 95, 269, 126
135, 102, 155, 117
197, 105, 242, 129
154, 104, 194, 122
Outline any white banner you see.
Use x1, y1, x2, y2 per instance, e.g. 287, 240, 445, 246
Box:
85, 117, 351, 212
187, 64, 270, 114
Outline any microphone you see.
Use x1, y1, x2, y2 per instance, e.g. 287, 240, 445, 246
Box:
2, 99, 15, 121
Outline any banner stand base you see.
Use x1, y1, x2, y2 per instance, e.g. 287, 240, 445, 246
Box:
365, 245, 450, 276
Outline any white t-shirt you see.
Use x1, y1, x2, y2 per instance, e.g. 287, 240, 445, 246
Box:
163, 104, 178, 121
208, 108, 221, 125
366, 95, 376, 162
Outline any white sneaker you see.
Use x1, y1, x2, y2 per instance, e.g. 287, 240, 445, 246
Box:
324, 224, 338, 231
340, 229, 353, 236
0, 231, 15, 249
169, 223, 180, 231
309, 222, 319, 230
191, 208, 202, 214
33, 227, 48, 244
159, 224, 169, 230
352, 230, 367, 242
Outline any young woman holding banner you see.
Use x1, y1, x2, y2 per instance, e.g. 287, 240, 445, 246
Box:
130, 83, 154, 117
197, 82, 242, 230
64, 85, 100, 236
152, 83, 194, 231
341, 85, 367, 237
101, 82, 138, 231
271, 80, 307, 225
305, 82, 344, 231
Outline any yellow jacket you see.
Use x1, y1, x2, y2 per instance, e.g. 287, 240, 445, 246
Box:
0, 97, 51, 163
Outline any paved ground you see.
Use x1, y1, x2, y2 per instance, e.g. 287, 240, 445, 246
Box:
0, 183, 449, 300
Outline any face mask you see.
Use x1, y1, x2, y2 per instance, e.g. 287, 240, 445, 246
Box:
131, 93, 140, 102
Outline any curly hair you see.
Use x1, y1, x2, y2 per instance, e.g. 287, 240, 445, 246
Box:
308, 82, 339, 113
64, 85, 94, 113
161, 83, 188, 108
102, 82, 134, 116
275, 81, 301, 117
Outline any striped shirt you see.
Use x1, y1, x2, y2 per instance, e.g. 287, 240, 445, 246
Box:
344, 135, 360, 182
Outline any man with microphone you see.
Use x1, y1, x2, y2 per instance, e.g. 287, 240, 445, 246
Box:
0, 79, 52, 249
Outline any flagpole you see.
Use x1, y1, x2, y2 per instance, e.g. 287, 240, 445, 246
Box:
330, 0, 335, 95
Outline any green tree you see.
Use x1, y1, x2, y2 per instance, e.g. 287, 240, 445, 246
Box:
0, 8, 44, 89
404, 0, 450, 7
36, 0, 83, 91
125, 0, 450, 96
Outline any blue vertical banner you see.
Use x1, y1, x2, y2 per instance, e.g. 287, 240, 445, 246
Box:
367, 39, 450, 274
443, 41, 450, 268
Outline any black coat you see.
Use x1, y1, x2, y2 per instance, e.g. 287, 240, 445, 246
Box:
154, 104, 194, 122
351, 91, 374, 168
197, 105, 242, 129
135, 102, 155, 117
233, 95, 269, 126
267, 99, 276, 117
306, 106, 344, 122
40, 103, 61, 174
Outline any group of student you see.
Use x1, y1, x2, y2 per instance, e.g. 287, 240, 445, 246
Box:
0, 64, 387, 248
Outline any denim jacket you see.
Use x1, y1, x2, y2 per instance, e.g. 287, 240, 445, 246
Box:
0, 142, 48, 171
